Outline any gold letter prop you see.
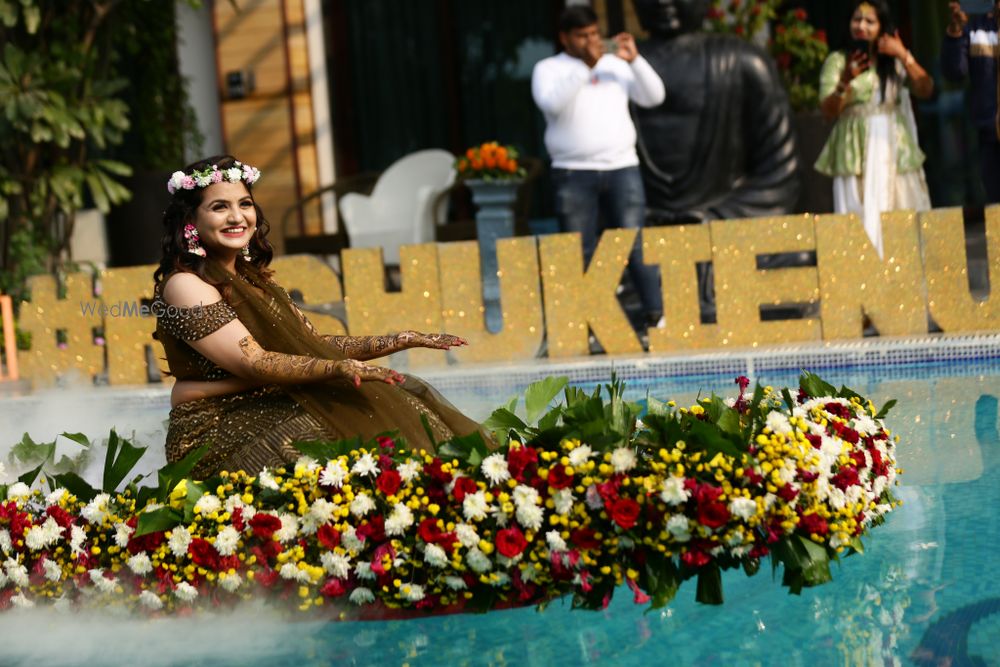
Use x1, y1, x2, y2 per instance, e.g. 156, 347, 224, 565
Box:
18, 273, 104, 387
644, 225, 720, 351
539, 231, 642, 358
922, 206, 1000, 331
342, 244, 445, 368
102, 265, 164, 385
710, 215, 821, 347
815, 211, 926, 340
438, 237, 544, 363
271, 255, 347, 337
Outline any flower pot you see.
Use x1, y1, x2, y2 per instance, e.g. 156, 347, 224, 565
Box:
464, 179, 522, 332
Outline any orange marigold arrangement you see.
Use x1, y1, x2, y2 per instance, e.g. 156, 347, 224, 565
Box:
455, 141, 526, 181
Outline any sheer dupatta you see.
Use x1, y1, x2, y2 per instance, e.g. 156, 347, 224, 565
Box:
203, 260, 483, 452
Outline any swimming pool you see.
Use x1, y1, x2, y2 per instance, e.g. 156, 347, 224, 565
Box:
0, 336, 998, 666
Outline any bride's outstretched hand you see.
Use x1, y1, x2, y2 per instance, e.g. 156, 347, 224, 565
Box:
396, 330, 468, 350
335, 359, 405, 387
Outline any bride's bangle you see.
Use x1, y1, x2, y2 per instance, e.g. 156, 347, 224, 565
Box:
903, 50, 915, 67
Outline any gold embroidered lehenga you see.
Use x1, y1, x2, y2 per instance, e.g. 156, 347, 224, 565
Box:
154, 262, 482, 478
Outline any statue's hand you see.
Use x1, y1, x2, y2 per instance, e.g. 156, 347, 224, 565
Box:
613, 33, 639, 63
396, 330, 468, 351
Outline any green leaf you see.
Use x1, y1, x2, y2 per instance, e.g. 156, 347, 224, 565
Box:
291, 436, 362, 462
59, 432, 91, 447
536, 405, 562, 432
799, 371, 836, 399
524, 376, 568, 425
437, 431, 490, 467
483, 407, 528, 444
134, 507, 183, 538
875, 399, 896, 420
155, 445, 209, 502
695, 564, 723, 605
17, 460, 45, 486
50, 471, 98, 502
182, 480, 208, 523
781, 388, 795, 411
419, 413, 439, 450
102, 429, 147, 493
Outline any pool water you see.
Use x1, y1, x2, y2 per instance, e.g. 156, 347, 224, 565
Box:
1, 363, 998, 666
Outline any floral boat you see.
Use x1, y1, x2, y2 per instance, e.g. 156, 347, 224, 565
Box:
0, 373, 900, 618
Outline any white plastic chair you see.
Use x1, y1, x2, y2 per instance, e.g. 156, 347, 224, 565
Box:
339, 149, 456, 265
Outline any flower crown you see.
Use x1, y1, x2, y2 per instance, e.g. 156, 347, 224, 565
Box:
166, 161, 262, 194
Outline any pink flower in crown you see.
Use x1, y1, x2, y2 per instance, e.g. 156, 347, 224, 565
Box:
181, 176, 196, 190
211, 168, 223, 184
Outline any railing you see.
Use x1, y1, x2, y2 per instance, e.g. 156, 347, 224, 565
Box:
0, 294, 18, 381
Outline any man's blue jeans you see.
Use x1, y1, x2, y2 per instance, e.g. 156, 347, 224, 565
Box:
551, 165, 663, 319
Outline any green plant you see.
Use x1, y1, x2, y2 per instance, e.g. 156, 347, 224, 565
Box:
706, 1, 829, 112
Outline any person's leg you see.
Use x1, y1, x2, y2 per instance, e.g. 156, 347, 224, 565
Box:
601, 166, 663, 321
552, 168, 601, 263
979, 134, 1000, 204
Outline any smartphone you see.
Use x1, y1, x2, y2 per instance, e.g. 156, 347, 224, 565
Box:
603, 37, 618, 55
848, 38, 871, 56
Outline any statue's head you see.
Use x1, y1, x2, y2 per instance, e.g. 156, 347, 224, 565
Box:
632, 0, 710, 39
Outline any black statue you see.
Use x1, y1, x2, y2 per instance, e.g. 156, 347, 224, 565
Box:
632, 0, 799, 224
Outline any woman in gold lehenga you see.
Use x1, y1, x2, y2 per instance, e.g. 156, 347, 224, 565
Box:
153, 155, 483, 478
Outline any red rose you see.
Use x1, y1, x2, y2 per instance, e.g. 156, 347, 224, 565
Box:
376, 469, 402, 496
320, 577, 347, 598
418, 517, 444, 544
547, 464, 574, 490
496, 526, 528, 558
697, 501, 730, 529
188, 538, 220, 570
832, 467, 860, 490
231, 507, 245, 532
356, 515, 385, 543
507, 446, 539, 482
424, 458, 453, 485
609, 498, 641, 530
794, 7, 807, 21
799, 512, 829, 536
681, 549, 711, 568
570, 527, 600, 550
256, 567, 279, 588
376, 435, 396, 450
452, 477, 478, 501
249, 513, 282, 540
317, 524, 341, 550
45, 505, 74, 530
776, 484, 799, 502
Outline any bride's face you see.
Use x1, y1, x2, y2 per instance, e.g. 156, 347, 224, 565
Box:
193, 181, 257, 258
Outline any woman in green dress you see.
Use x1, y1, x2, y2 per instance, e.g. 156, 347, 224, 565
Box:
153, 155, 484, 478
815, 0, 933, 259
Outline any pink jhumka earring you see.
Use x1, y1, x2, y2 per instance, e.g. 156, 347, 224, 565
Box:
183, 224, 206, 257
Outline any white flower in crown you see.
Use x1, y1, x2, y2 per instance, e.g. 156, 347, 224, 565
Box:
167, 171, 186, 194
195, 173, 212, 188
225, 167, 242, 182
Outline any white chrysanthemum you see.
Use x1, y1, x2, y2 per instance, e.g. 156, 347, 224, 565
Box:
516, 504, 544, 531
480, 453, 510, 486
455, 523, 479, 548
113, 521, 133, 549
350, 587, 375, 605
466, 547, 492, 573
127, 553, 153, 576
351, 452, 380, 477
279, 562, 310, 582
489, 572, 511, 588
168, 525, 192, 559
294, 456, 320, 476
766, 411, 793, 436
224, 167, 242, 182
219, 571, 243, 593
175, 582, 199, 602
214, 526, 241, 556
585, 485, 604, 509
397, 459, 421, 484
423, 543, 448, 568
729, 497, 757, 521
195, 173, 212, 187
545, 530, 566, 552
7, 482, 31, 501
321, 551, 351, 578
385, 503, 414, 536
512, 485, 539, 509
444, 575, 467, 590
4, 559, 29, 587
610, 447, 637, 473
10, 593, 33, 609
660, 476, 690, 505
169, 171, 186, 189
139, 590, 163, 610
42, 558, 62, 582
257, 470, 280, 491
0, 529, 11, 555
45, 488, 67, 506
193, 493, 222, 516
401, 583, 425, 602
81, 494, 112, 525
276, 514, 300, 543
341, 526, 364, 554
666, 514, 691, 542
319, 460, 349, 488
567, 444, 593, 468
25, 517, 62, 551
354, 561, 376, 580
552, 488, 575, 516
350, 492, 376, 518
462, 491, 491, 522
301, 498, 339, 535
0, 569, 8, 587
89, 569, 117, 594
69, 525, 87, 556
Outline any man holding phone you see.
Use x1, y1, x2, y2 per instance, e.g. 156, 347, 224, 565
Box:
531, 5, 667, 330
942, 0, 1000, 202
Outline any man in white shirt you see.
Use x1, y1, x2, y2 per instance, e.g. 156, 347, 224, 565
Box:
531, 6, 666, 328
